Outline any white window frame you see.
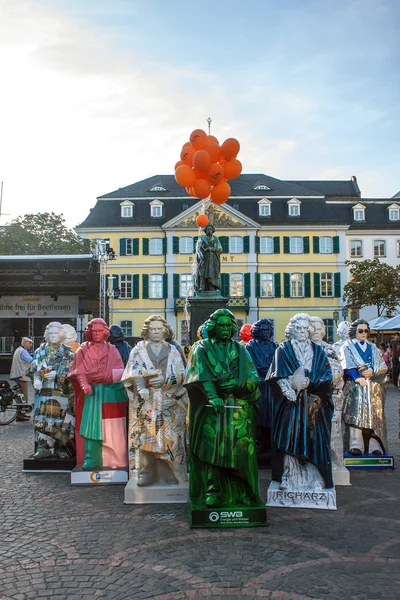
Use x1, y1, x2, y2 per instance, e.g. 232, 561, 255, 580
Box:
254, 185, 271, 191
120, 201, 134, 218
320, 272, 334, 298
149, 274, 163, 299
150, 186, 166, 192
352, 203, 366, 221
260, 236, 274, 254
179, 236, 194, 254
388, 204, 400, 221
287, 198, 301, 217
125, 238, 133, 256
258, 198, 271, 217
150, 199, 163, 218
229, 236, 244, 254
180, 273, 193, 298
350, 240, 363, 257
260, 273, 274, 298
120, 320, 133, 337
290, 236, 303, 254
373, 240, 386, 257
319, 236, 333, 254
290, 273, 304, 298
119, 274, 133, 299
230, 273, 244, 297
149, 237, 163, 255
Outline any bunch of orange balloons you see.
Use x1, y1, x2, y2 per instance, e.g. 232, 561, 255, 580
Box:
174, 129, 242, 205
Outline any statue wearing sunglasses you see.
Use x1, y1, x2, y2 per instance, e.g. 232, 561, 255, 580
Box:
338, 319, 388, 456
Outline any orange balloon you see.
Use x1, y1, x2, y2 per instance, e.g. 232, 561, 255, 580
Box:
204, 142, 221, 163
207, 162, 225, 185
196, 213, 209, 228
210, 181, 231, 204
221, 137, 240, 160
175, 160, 184, 170
207, 135, 219, 145
192, 149, 211, 172
190, 129, 208, 150
194, 179, 211, 199
186, 186, 197, 197
180, 145, 194, 165
175, 164, 196, 188
223, 158, 242, 180
194, 168, 208, 180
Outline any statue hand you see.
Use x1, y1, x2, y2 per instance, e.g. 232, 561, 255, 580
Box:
209, 397, 224, 412
218, 379, 236, 393
33, 380, 43, 391
285, 389, 297, 402
83, 385, 93, 395
44, 370, 57, 381
302, 377, 310, 389
148, 374, 164, 388
355, 377, 367, 387
362, 368, 373, 378
138, 389, 150, 401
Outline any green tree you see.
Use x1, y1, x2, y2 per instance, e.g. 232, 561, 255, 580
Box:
343, 258, 400, 317
0, 213, 90, 255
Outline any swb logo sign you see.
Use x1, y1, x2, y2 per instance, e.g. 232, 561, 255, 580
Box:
208, 511, 243, 522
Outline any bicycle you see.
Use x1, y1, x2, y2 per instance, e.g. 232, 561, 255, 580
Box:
0, 380, 33, 425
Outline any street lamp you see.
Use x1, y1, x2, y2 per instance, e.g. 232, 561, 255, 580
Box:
341, 306, 348, 321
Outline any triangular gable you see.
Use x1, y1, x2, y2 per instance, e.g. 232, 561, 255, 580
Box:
163, 199, 260, 229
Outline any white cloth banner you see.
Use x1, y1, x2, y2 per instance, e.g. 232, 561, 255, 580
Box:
0, 296, 78, 318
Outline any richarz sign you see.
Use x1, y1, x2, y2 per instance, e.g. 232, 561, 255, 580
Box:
0, 296, 78, 318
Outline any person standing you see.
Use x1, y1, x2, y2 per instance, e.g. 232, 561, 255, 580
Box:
10, 337, 33, 421
390, 333, 400, 386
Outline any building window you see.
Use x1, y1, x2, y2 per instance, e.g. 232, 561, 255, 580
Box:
151, 205, 162, 218
350, 240, 363, 257
320, 236, 333, 254
229, 236, 244, 254
260, 236, 274, 254
149, 238, 163, 255
374, 240, 386, 257
258, 199, 271, 217
389, 206, 400, 221
323, 319, 334, 344
150, 186, 166, 192
254, 185, 271, 191
233, 203, 239, 211
180, 273, 193, 297
260, 273, 274, 297
290, 273, 303, 297
120, 275, 132, 299
179, 237, 194, 254
120, 320, 133, 337
149, 274, 163, 299
290, 237, 303, 254
397, 241, 400, 257
125, 238, 133, 255
320, 273, 334, 297
288, 199, 301, 216
353, 205, 365, 221
121, 204, 133, 218
230, 273, 244, 297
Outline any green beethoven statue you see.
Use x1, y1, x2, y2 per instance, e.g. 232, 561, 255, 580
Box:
184, 308, 266, 527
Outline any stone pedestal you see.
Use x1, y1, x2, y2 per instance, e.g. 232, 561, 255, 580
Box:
124, 472, 189, 504
70, 466, 128, 485
331, 391, 351, 486
23, 457, 75, 473
189, 501, 267, 528
333, 466, 351, 486
267, 481, 337, 510
188, 294, 228, 344
344, 452, 395, 470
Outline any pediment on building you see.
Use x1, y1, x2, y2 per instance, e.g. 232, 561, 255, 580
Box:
163, 200, 259, 230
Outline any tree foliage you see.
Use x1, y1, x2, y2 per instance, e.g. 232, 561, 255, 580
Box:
0, 213, 90, 255
343, 259, 400, 317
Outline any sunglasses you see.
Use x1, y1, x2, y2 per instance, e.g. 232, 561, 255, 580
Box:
357, 329, 369, 334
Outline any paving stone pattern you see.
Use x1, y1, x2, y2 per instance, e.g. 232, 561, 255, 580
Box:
1, 383, 399, 600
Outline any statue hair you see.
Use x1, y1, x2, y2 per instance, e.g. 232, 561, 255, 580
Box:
251, 318, 274, 340
141, 314, 169, 340
337, 321, 351, 340
310, 316, 326, 339
85, 318, 110, 342
206, 308, 237, 339
349, 318, 370, 339
285, 313, 314, 340
44, 321, 67, 342
203, 224, 215, 234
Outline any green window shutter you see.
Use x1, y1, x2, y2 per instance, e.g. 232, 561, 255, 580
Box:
142, 238, 149, 255
243, 236, 250, 254
173, 237, 179, 254
255, 236, 260, 254
132, 238, 139, 256
314, 273, 321, 298
284, 273, 290, 298
334, 272, 341, 298
244, 273, 251, 297
273, 236, 280, 254
219, 236, 229, 253
283, 236, 290, 254
163, 274, 168, 299
112, 274, 119, 291
304, 273, 311, 298
333, 236, 340, 254
119, 238, 126, 256
132, 274, 139, 299
142, 274, 149, 299
303, 236, 310, 254
274, 273, 281, 298
255, 272, 260, 297
173, 274, 180, 298
162, 238, 167, 255
313, 236, 320, 254
221, 273, 229, 297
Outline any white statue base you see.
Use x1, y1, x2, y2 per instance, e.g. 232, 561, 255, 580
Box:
267, 480, 337, 510
70, 466, 128, 485
333, 466, 351, 486
124, 471, 189, 504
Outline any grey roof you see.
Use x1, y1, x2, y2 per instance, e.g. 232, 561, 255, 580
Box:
392, 191, 400, 199
287, 178, 361, 197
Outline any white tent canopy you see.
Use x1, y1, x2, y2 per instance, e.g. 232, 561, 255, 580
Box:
369, 315, 400, 331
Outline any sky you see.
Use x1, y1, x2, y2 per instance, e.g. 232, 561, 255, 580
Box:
0, 0, 399, 227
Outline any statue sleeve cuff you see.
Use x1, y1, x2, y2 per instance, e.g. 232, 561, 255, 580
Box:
202, 380, 219, 400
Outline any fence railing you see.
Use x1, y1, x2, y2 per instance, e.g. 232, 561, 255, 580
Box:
0, 337, 14, 354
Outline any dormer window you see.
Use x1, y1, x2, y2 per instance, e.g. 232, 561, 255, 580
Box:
287, 198, 301, 217
388, 204, 400, 221
353, 203, 366, 221
150, 186, 167, 192
258, 198, 271, 217
120, 200, 134, 218
254, 185, 271, 191
150, 199, 163, 218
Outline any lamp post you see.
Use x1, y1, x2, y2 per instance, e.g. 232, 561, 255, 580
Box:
342, 306, 349, 321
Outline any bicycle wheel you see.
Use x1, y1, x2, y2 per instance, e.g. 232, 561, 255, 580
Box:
0, 402, 18, 425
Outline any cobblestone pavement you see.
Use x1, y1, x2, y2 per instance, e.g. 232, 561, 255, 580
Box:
1, 382, 399, 600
